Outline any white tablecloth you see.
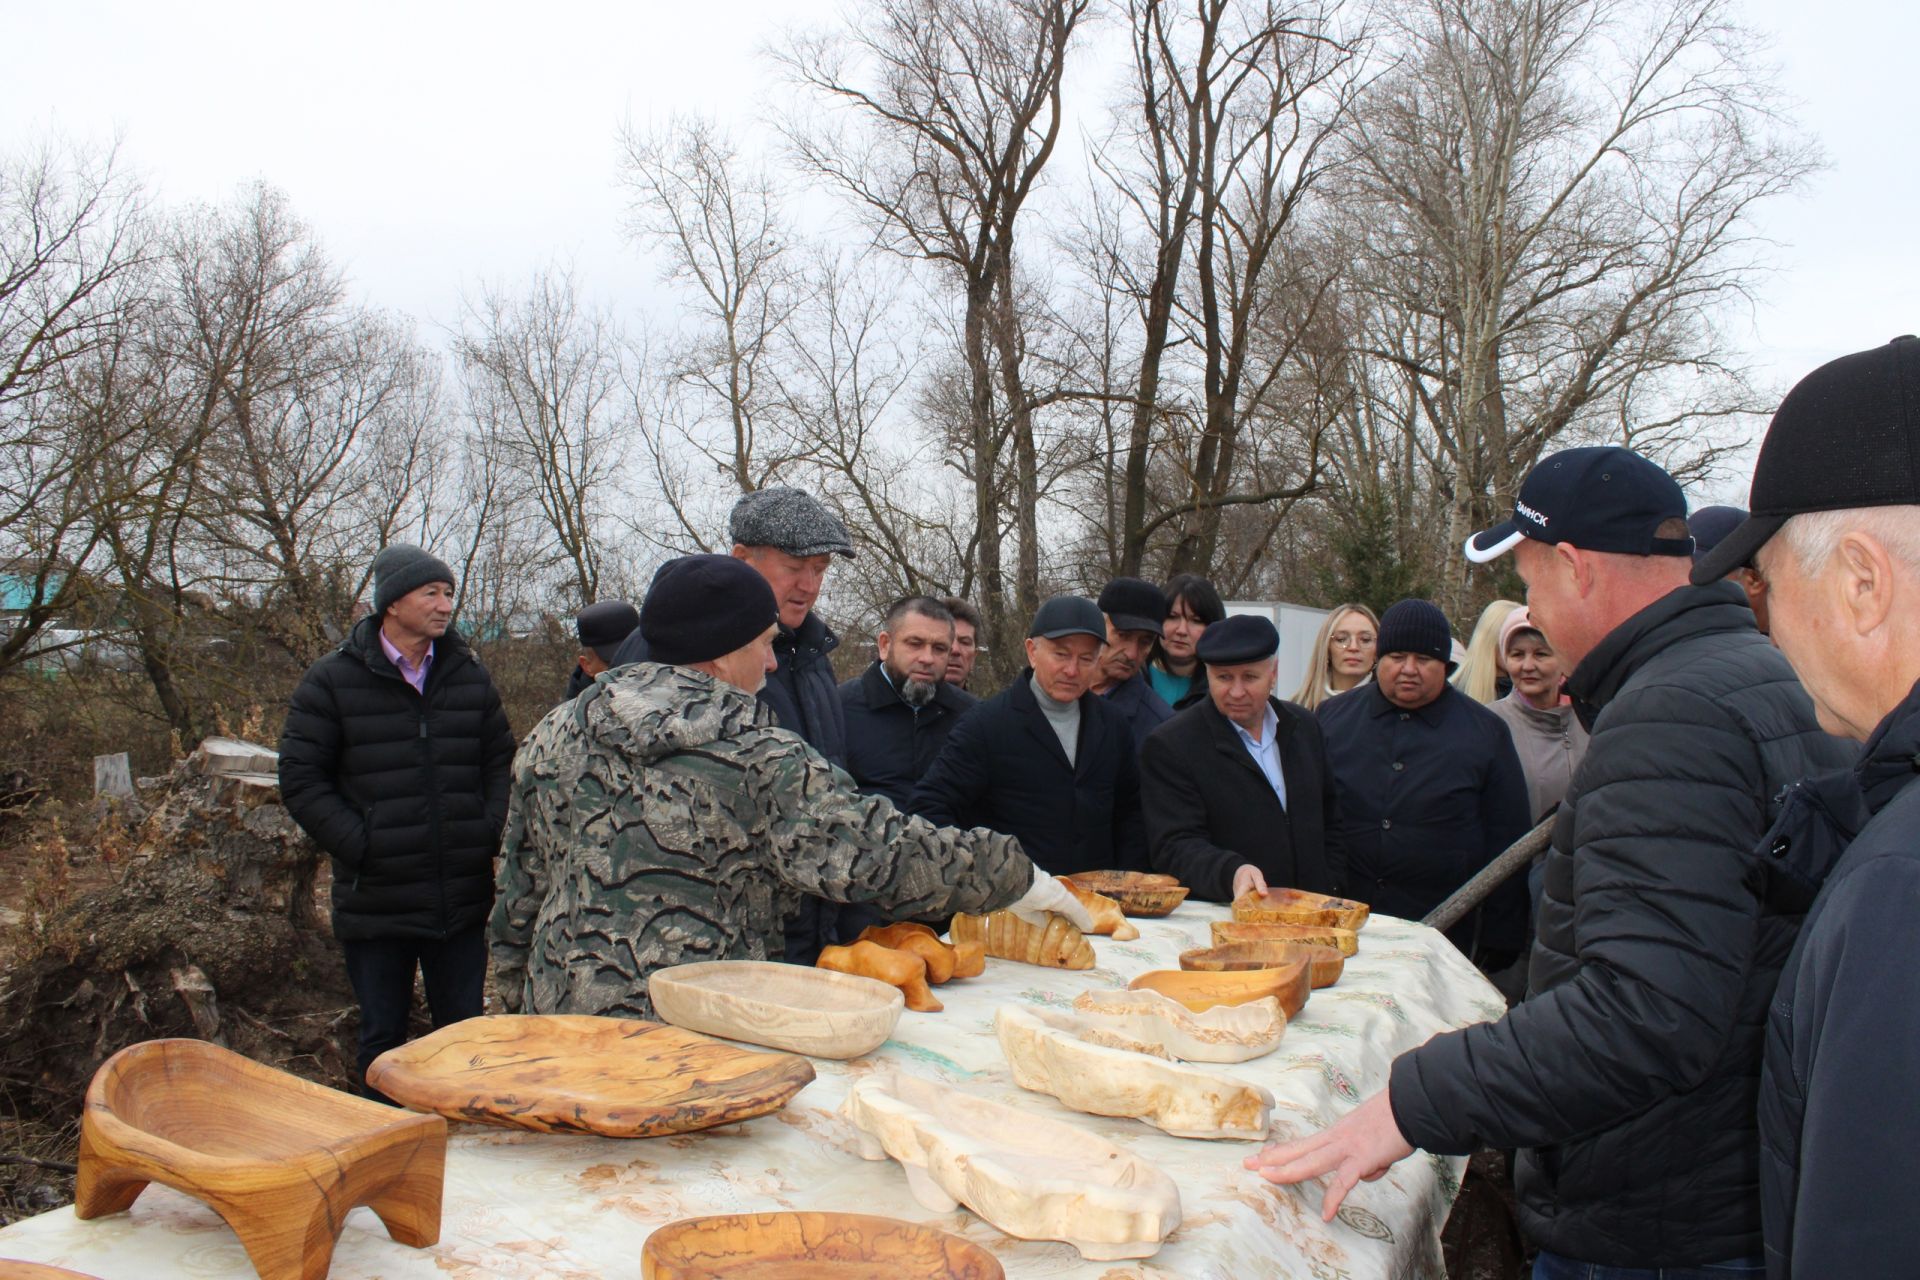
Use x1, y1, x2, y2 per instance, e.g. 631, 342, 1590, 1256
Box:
0, 904, 1506, 1279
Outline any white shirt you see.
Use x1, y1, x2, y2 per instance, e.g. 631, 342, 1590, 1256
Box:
1231, 703, 1287, 811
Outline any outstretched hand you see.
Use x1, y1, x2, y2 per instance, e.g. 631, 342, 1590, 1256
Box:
1231, 863, 1269, 899
1243, 1088, 1414, 1220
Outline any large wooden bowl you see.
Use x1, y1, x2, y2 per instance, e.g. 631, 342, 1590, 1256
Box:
1130, 962, 1309, 1017
649, 961, 905, 1059
1179, 941, 1345, 988
641, 1210, 1005, 1278
1209, 919, 1359, 956
366, 1015, 815, 1137
1061, 871, 1190, 917
1231, 888, 1370, 930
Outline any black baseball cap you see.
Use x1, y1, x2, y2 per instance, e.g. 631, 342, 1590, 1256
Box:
1028, 595, 1107, 642
1466, 445, 1691, 564
1096, 577, 1167, 635
1692, 336, 1920, 584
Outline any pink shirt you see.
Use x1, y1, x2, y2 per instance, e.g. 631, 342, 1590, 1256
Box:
379, 628, 435, 694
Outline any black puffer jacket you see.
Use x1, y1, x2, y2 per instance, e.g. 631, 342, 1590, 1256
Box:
279, 617, 515, 942
1388, 582, 1853, 1265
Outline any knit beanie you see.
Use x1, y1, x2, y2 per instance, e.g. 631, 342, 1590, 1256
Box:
371, 544, 455, 615
1376, 599, 1454, 668
641, 555, 780, 665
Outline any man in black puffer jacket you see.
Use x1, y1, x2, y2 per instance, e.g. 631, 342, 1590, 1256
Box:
1248, 448, 1851, 1276
279, 545, 514, 1095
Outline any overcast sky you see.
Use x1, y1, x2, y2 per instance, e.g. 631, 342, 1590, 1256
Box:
6, 0, 1914, 503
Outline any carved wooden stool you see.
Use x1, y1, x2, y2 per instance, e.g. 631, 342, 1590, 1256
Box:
74, 1038, 445, 1280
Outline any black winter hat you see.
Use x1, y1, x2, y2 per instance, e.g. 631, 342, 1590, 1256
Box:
640, 555, 780, 665
1097, 577, 1167, 634
1195, 614, 1279, 666
371, 544, 455, 615
1693, 336, 1920, 583
576, 600, 641, 664
1376, 598, 1454, 669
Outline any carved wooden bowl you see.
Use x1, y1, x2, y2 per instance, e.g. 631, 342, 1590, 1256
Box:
1179, 941, 1345, 988
1061, 871, 1190, 917
641, 1210, 1006, 1279
650, 960, 905, 1058
366, 1015, 814, 1137
1209, 919, 1360, 956
1230, 888, 1370, 930
1130, 961, 1309, 1017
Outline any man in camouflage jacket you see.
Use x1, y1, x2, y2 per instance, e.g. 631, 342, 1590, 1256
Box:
491, 554, 1090, 1018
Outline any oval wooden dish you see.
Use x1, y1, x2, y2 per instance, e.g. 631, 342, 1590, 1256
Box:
1179, 941, 1346, 988
1130, 961, 1310, 1017
1071, 988, 1288, 1063
641, 1210, 1005, 1279
1061, 870, 1190, 917
366, 1014, 815, 1138
650, 960, 905, 1058
1230, 887, 1370, 930
1209, 919, 1360, 956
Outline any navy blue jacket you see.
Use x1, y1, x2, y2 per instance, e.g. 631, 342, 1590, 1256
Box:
1316, 681, 1531, 953
1388, 583, 1853, 1266
910, 671, 1148, 875
1100, 670, 1173, 755
1758, 681, 1917, 1278
839, 662, 976, 811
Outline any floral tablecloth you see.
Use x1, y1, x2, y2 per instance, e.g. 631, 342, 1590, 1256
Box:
0, 904, 1505, 1280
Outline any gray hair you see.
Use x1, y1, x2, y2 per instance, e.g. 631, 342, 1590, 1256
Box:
1779, 506, 1920, 573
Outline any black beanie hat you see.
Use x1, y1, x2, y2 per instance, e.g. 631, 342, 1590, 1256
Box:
1376, 598, 1454, 669
641, 555, 780, 665
371, 544, 455, 615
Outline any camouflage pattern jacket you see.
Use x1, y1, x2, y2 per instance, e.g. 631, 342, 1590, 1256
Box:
491, 662, 1035, 1018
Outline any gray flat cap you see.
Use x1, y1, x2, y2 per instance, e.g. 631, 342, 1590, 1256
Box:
728, 487, 855, 558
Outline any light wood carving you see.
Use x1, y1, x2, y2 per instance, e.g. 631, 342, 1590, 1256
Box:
950, 939, 987, 979
1180, 942, 1345, 988
365, 1014, 815, 1136
1231, 887, 1371, 930
817, 941, 942, 1012
856, 922, 959, 983
842, 1070, 1181, 1261
1129, 962, 1310, 1017
948, 910, 1095, 970
995, 1005, 1274, 1140
1058, 880, 1140, 940
1070, 988, 1287, 1063
1209, 919, 1360, 956
640, 1210, 1005, 1279
1061, 871, 1190, 917
648, 960, 904, 1059
74, 1038, 445, 1280
0, 1263, 107, 1279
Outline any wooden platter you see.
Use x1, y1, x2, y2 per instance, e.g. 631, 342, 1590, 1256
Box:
995, 1005, 1273, 1140
843, 1071, 1180, 1261
366, 1014, 815, 1137
649, 961, 905, 1059
1071, 988, 1287, 1063
1061, 871, 1190, 917
1130, 962, 1309, 1017
641, 1210, 1005, 1279
1180, 941, 1346, 988
1230, 887, 1370, 930
0, 1263, 108, 1279
1209, 919, 1359, 956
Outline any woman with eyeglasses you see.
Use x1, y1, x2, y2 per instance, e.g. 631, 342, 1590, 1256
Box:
1290, 603, 1380, 712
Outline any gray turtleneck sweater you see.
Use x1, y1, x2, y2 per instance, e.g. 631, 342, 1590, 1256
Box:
1031, 674, 1080, 766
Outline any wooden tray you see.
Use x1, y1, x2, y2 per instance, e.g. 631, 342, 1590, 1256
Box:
641, 1210, 1005, 1278
1180, 941, 1345, 988
1209, 919, 1359, 956
1130, 962, 1309, 1017
1061, 871, 1190, 917
649, 961, 904, 1058
1230, 887, 1370, 930
366, 1015, 815, 1137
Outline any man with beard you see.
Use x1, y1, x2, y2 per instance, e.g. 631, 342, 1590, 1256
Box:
840, 596, 977, 811
1088, 577, 1175, 754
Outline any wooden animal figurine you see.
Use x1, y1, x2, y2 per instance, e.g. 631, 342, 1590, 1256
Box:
818, 940, 943, 1012
949, 910, 1095, 970
857, 922, 959, 983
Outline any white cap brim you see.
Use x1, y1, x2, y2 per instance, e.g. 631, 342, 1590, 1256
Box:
1463, 528, 1525, 564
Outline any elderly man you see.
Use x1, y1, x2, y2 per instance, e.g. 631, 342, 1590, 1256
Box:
840, 595, 977, 811
565, 599, 641, 698
940, 596, 983, 690
1315, 598, 1530, 964
1089, 577, 1174, 753
1692, 336, 1920, 1278
1139, 614, 1344, 902
1250, 446, 1852, 1280
493, 555, 1092, 1019
912, 595, 1148, 874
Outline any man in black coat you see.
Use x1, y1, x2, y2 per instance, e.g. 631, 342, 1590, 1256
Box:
1316, 598, 1531, 962
1694, 336, 1920, 1278
278, 545, 515, 1096
840, 595, 976, 811
564, 599, 640, 699
1089, 577, 1174, 754
1140, 614, 1344, 902
911, 595, 1148, 874
1250, 447, 1853, 1277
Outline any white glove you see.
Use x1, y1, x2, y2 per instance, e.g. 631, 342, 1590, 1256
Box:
1008, 868, 1097, 932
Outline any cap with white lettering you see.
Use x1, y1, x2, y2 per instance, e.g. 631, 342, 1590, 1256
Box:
1465, 445, 1692, 564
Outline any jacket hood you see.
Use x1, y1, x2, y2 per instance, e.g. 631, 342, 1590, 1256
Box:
590, 661, 774, 764
1566, 580, 1750, 725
